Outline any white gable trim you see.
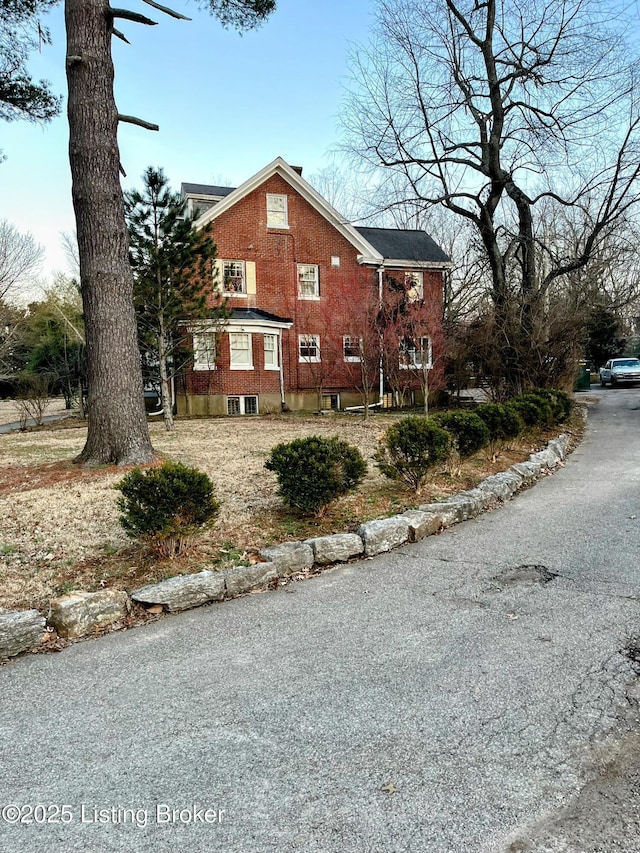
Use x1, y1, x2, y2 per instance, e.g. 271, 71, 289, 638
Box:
194, 157, 384, 263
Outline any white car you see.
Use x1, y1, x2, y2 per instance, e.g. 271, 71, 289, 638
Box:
599, 358, 640, 386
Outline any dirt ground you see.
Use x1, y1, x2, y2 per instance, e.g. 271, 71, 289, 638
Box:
0, 410, 567, 612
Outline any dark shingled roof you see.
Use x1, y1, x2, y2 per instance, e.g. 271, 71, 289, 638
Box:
181, 182, 235, 197
355, 227, 450, 263
231, 308, 292, 325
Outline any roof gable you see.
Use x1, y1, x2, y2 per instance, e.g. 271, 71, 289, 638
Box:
193, 157, 383, 262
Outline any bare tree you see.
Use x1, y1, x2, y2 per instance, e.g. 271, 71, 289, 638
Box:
344, 0, 640, 394
65, 0, 275, 465
0, 219, 43, 299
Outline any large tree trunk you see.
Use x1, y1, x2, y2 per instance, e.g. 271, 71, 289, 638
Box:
65, 0, 155, 465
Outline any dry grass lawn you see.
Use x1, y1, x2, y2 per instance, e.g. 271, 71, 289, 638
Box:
0, 410, 578, 612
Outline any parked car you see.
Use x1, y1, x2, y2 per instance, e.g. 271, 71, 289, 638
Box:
599, 358, 640, 386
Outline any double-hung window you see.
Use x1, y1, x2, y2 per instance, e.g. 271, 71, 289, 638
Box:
298, 334, 320, 363
222, 261, 246, 294
192, 332, 217, 371
264, 334, 279, 369
404, 271, 424, 301
266, 194, 288, 228
229, 332, 253, 369
399, 336, 432, 369
297, 264, 319, 299
343, 336, 362, 362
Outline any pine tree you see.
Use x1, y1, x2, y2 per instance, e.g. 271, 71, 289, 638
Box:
0, 0, 60, 126
125, 166, 222, 431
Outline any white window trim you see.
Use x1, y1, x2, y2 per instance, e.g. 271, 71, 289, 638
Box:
229, 332, 254, 370
405, 270, 424, 302
266, 193, 289, 229
343, 335, 362, 363
263, 333, 280, 371
221, 260, 247, 296
298, 334, 321, 364
297, 263, 320, 300
193, 332, 217, 371
399, 336, 432, 370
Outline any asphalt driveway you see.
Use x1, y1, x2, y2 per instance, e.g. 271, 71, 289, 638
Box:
1, 388, 639, 852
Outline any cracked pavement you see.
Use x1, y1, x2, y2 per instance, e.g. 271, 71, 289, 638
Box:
1, 388, 640, 852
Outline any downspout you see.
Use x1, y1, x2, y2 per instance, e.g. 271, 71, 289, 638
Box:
378, 265, 385, 404
278, 332, 286, 409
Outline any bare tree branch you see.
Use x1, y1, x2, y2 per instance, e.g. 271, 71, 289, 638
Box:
118, 113, 159, 131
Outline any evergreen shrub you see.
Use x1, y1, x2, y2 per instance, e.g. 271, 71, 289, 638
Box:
374, 416, 450, 491
432, 411, 490, 459
530, 389, 572, 424
265, 435, 367, 516
475, 403, 524, 443
115, 461, 220, 556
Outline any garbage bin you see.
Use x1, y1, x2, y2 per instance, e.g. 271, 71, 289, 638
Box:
574, 361, 591, 391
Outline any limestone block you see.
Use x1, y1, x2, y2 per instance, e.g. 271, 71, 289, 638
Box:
259, 542, 314, 576
223, 563, 277, 597
358, 516, 410, 556
477, 474, 514, 502
0, 610, 46, 658
511, 461, 540, 484
417, 502, 461, 527
530, 448, 558, 469
400, 510, 442, 542
131, 571, 224, 613
305, 533, 364, 565
48, 590, 130, 638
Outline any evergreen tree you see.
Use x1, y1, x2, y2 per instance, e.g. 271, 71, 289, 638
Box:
125, 166, 222, 431
0, 0, 60, 126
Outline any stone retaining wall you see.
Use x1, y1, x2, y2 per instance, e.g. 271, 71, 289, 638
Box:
0, 433, 571, 660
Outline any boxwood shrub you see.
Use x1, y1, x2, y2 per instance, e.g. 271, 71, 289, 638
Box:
374, 416, 450, 491
265, 435, 367, 516
432, 410, 490, 460
115, 461, 220, 557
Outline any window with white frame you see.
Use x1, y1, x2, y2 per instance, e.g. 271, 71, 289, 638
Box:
298, 334, 320, 363
266, 193, 288, 228
297, 264, 319, 299
229, 332, 253, 369
222, 260, 246, 294
399, 336, 432, 369
227, 395, 258, 415
264, 334, 279, 369
404, 270, 424, 301
192, 332, 217, 371
343, 335, 362, 362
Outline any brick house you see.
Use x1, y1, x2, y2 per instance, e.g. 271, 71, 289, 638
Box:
178, 158, 451, 415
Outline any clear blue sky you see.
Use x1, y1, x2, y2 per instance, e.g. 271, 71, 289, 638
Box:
0, 0, 374, 282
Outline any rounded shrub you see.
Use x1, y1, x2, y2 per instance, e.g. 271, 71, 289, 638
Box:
265, 435, 367, 516
432, 411, 490, 459
531, 388, 572, 424
115, 461, 220, 556
513, 392, 554, 427
374, 416, 450, 492
507, 396, 546, 428
475, 402, 524, 442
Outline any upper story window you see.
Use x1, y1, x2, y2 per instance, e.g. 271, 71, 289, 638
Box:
229, 332, 253, 369
405, 271, 424, 301
222, 260, 246, 294
266, 193, 288, 228
297, 264, 319, 299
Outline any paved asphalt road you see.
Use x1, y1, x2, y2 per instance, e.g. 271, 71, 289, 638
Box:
1, 389, 640, 853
